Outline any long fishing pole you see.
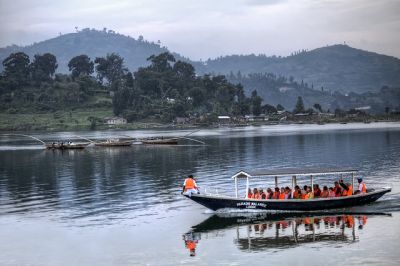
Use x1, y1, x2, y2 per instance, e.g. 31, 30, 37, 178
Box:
177, 136, 206, 145
74, 135, 95, 143
183, 129, 201, 137
0, 133, 46, 145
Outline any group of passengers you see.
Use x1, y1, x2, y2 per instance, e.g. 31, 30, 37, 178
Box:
247, 178, 367, 200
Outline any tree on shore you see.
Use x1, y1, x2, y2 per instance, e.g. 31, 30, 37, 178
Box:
251, 90, 262, 116
313, 103, 322, 113
68, 55, 94, 78
294, 96, 305, 113
95, 53, 126, 89
30, 53, 58, 82
276, 104, 285, 111
2, 52, 31, 87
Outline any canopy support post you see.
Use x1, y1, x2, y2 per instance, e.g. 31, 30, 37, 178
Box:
352, 172, 355, 194
294, 175, 297, 186
246, 176, 249, 199
235, 177, 238, 198
291, 175, 295, 197
275, 176, 278, 188
311, 175, 314, 193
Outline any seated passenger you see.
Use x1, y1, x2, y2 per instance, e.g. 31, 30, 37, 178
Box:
256, 188, 263, 199
333, 181, 340, 194
301, 186, 308, 199
333, 182, 342, 197
313, 184, 321, 198
339, 180, 349, 196
346, 183, 353, 196
320, 186, 329, 198
247, 188, 253, 199
304, 187, 314, 199
266, 188, 273, 199
328, 187, 336, 198
285, 187, 292, 199
272, 187, 280, 199
328, 187, 336, 197
260, 189, 266, 199
279, 187, 285, 200
252, 188, 259, 199
293, 185, 301, 199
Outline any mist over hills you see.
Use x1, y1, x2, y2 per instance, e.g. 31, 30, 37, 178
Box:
1, 28, 399, 96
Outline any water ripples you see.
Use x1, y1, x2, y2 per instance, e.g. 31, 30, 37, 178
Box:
1, 126, 400, 227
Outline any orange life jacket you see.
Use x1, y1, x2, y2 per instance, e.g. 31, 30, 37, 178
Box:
361, 182, 367, 193
347, 185, 352, 196
304, 194, 310, 199
186, 241, 196, 251
293, 191, 299, 199
279, 193, 285, 200
184, 178, 196, 191
247, 192, 253, 199
342, 189, 348, 196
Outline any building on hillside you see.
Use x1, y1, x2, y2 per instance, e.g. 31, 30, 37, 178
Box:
218, 116, 231, 124
104, 117, 127, 125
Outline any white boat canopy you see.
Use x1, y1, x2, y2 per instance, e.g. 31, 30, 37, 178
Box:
231, 167, 358, 179
231, 167, 359, 198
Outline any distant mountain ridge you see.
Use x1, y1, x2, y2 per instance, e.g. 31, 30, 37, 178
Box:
195, 45, 400, 93
1, 29, 399, 93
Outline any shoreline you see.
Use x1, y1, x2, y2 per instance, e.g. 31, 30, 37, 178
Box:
1, 120, 399, 134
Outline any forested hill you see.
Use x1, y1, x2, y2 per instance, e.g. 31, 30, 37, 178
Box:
196, 45, 400, 93
0, 28, 187, 73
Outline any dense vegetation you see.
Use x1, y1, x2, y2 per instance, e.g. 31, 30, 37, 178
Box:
227, 72, 400, 114
0, 51, 263, 129
1, 29, 400, 94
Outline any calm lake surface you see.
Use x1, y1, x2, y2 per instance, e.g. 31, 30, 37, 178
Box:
1, 123, 400, 265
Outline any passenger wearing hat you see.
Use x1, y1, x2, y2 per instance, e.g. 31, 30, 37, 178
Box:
356, 178, 367, 194
182, 175, 200, 196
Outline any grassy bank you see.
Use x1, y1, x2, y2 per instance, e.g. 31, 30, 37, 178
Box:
0, 108, 114, 131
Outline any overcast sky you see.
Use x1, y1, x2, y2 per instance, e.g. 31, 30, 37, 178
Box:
0, 0, 399, 60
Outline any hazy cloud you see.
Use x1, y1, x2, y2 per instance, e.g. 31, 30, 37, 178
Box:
0, 0, 399, 59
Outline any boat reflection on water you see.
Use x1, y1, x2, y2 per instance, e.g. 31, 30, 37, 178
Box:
182, 212, 391, 256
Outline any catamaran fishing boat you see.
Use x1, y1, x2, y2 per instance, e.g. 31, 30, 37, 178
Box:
45, 142, 91, 149
94, 139, 133, 147
183, 168, 391, 211
141, 137, 179, 145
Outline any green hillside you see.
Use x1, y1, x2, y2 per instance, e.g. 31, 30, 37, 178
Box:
198, 45, 400, 93
0, 28, 186, 73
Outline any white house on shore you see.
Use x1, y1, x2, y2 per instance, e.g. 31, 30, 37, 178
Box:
104, 117, 127, 125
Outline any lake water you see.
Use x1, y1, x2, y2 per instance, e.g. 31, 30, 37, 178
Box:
1, 123, 400, 265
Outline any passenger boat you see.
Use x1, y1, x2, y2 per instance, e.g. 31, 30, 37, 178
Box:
45, 142, 91, 149
183, 168, 391, 211
94, 139, 132, 147
141, 137, 179, 145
